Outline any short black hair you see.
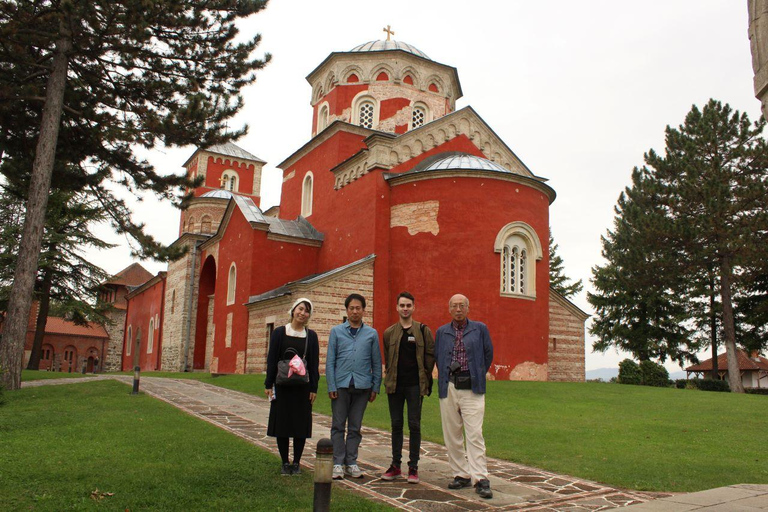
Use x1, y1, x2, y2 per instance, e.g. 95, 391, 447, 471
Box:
345, 293, 366, 309
397, 291, 414, 304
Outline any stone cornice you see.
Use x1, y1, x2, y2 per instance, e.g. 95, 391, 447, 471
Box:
331, 106, 541, 190
266, 233, 323, 248
384, 168, 556, 204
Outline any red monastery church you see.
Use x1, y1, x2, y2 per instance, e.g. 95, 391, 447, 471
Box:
117, 38, 588, 381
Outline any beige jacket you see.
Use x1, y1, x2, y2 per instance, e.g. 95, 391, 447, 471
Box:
382, 321, 435, 396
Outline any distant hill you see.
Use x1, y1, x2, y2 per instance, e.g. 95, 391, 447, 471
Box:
586, 367, 687, 381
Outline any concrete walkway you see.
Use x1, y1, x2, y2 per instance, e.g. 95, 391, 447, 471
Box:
23, 376, 768, 511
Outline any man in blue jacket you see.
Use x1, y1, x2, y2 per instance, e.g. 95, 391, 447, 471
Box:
434, 294, 494, 499
326, 293, 382, 480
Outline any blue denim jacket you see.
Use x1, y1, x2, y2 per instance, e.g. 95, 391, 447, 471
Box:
326, 321, 382, 393
435, 319, 493, 398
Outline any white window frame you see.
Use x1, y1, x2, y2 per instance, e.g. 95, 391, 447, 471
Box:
352, 93, 379, 129
411, 102, 430, 130
301, 171, 314, 217
221, 170, 239, 192
317, 103, 329, 133
494, 221, 543, 300
148, 318, 154, 353
227, 262, 237, 305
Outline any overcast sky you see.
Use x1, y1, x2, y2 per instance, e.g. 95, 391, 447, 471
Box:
89, 1, 760, 372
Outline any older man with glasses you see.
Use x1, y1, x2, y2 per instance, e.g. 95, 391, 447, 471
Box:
434, 294, 494, 499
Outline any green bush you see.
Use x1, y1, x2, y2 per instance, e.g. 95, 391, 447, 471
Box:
745, 388, 768, 395
618, 359, 642, 385
640, 360, 670, 387
677, 378, 730, 392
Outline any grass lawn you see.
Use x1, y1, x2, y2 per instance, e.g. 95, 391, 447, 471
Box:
22, 369, 97, 381
0, 380, 392, 511
119, 372, 768, 493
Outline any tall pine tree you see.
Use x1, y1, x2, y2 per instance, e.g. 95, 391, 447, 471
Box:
588, 168, 699, 364
0, 1, 271, 390
648, 100, 768, 393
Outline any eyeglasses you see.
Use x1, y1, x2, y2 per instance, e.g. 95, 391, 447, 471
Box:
449, 304, 468, 310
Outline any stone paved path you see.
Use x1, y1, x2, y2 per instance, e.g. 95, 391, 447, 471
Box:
22, 376, 767, 511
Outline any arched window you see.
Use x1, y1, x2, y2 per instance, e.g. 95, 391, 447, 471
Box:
187, 216, 196, 233
200, 215, 212, 234
318, 105, 329, 132
227, 262, 237, 305
411, 103, 428, 129
376, 71, 389, 81
220, 170, 239, 192
148, 318, 154, 353
403, 74, 414, 85
357, 100, 375, 129
346, 73, 359, 83
301, 172, 314, 217
126, 326, 132, 356
494, 222, 543, 299
171, 290, 176, 314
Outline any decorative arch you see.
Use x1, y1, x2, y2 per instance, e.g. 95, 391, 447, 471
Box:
200, 215, 212, 234
494, 222, 543, 299
369, 63, 395, 82
400, 66, 421, 87
324, 71, 336, 93
341, 64, 364, 83
411, 101, 430, 130
425, 74, 446, 94
301, 171, 314, 217
352, 92, 378, 129
312, 85, 324, 104
187, 216, 196, 233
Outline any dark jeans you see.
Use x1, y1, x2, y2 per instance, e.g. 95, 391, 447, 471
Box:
387, 384, 422, 468
331, 387, 371, 465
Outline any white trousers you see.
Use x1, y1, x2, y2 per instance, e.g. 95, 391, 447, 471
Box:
439, 381, 488, 484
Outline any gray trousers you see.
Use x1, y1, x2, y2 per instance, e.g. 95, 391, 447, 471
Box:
331, 387, 371, 465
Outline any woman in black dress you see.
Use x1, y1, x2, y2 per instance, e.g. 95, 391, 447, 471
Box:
265, 297, 320, 475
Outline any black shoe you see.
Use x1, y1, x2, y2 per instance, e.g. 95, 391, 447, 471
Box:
475, 478, 493, 499
448, 476, 472, 489
281, 463, 291, 476
290, 463, 301, 476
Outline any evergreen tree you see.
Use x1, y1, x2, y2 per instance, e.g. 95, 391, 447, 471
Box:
549, 233, 583, 299
588, 167, 700, 365
0, 186, 113, 370
0, 1, 270, 390
648, 100, 768, 393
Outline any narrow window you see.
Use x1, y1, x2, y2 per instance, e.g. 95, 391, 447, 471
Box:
358, 101, 375, 129
220, 170, 239, 192
301, 172, 313, 217
227, 263, 237, 305
148, 318, 154, 353
318, 105, 329, 132
201, 215, 212, 234
171, 290, 176, 314
494, 222, 542, 298
126, 326, 132, 356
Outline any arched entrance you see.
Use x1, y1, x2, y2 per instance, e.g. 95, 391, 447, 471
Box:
193, 255, 216, 369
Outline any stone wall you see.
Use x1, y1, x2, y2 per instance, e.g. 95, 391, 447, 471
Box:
102, 308, 126, 372
246, 258, 375, 374
161, 240, 201, 371
547, 291, 587, 382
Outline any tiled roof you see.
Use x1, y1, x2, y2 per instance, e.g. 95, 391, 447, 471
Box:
686, 349, 768, 372
206, 142, 265, 163
247, 255, 375, 305
233, 195, 324, 242
103, 263, 153, 287
43, 317, 110, 338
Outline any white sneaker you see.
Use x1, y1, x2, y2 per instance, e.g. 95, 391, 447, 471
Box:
345, 464, 364, 478
332, 464, 344, 480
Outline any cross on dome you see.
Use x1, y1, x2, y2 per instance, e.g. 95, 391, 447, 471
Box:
382, 25, 395, 41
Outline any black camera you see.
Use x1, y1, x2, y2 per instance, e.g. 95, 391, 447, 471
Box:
449, 361, 461, 374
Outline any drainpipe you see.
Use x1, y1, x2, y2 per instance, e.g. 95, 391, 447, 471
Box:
182, 240, 201, 372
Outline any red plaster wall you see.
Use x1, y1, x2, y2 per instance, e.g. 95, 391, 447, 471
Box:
122, 278, 166, 371
316, 84, 370, 118
195, 156, 259, 202
386, 176, 551, 380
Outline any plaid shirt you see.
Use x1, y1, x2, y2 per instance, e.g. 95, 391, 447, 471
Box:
451, 319, 469, 371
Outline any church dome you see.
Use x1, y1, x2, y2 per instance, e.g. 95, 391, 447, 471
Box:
201, 189, 234, 199
424, 154, 512, 173
349, 39, 431, 60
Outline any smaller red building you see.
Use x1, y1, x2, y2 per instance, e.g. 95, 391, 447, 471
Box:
121, 272, 166, 371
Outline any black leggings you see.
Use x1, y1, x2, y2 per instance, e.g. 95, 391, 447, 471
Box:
277, 437, 307, 464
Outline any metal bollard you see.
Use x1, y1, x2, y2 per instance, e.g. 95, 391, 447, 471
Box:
313, 438, 333, 512
131, 366, 140, 395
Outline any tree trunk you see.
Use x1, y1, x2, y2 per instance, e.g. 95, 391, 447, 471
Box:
710, 287, 718, 380
0, 25, 71, 391
26, 265, 54, 370
720, 256, 745, 393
